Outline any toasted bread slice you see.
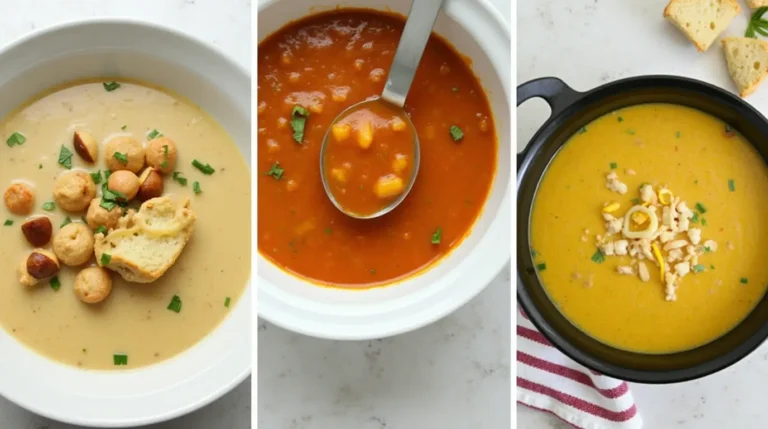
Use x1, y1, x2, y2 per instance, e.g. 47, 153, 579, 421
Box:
664, 0, 741, 52
748, 0, 768, 8
94, 196, 196, 283
722, 37, 768, 97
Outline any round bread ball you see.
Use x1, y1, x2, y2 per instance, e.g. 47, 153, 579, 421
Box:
53, 171, 97, 212
107, 170, 139, 201
52, 223, 95, 266
145, 137, 177, 175
86, 198, 122, 231
105, 136, 145, 173
4, 183, 35, 215
74, 267, 112, 304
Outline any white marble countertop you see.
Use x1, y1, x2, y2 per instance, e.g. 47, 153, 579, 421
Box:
256, 1, 511, 429
0, 1, 251, 428
518, 1, 768, 428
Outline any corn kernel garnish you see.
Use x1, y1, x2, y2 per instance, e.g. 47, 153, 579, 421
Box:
658, 188, 673, 205
603, 202, 621, 213
651, 242, 665, 279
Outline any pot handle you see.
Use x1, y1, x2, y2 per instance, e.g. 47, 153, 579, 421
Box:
517, 77, 582, 169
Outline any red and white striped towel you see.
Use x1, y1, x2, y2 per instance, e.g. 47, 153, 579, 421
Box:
517, 309, 643, 429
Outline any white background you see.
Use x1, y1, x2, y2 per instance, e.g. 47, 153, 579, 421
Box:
0, 1, 251, 428
256, 1, 512, 429
518, 1, 768, 428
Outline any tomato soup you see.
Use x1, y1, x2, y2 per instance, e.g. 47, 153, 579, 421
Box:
531, 104, 768, 353
257, 10, 497, 287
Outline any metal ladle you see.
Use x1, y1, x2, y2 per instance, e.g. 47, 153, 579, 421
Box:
320, 0, 445, 219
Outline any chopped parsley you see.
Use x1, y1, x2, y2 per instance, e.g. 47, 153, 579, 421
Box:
609, 162, 618, 170
42, 202, 55, 212
103, 82, 121, 92
591, 249, 605, 264
58, 145, 74, 169
431, 227, 442, 245
695, 202, 707, 214
95, 225, 108, 235
104, 170, 112, 180
728, 179, 735, 192
113, 354, 128, 365
50, 276, 61, 291
113, 152, 128, 165
265, 162, 284, 180
90, 170, 102, 184
224, 297, 231, 307
577, 126, 587, 134
147, 129, 162, 140
536, 263, 547, 271
172, 171, 188, 186
61, 217, 72, 228
692, 264, 706, 273
291, 105, 310, 144
100, 253, 112, 265
3, 220, 12, 226
193, 181, 202, 194
100, 185, 126, 211
6, 132, 26, 147
191, 159, 215, 175
740, 277, 749, 284
167, 295, 182, 313
449, 125, 464, 141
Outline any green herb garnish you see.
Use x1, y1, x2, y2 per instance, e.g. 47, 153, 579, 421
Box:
50, 276, 61, 291
100, 185, 126, 211
324, 227, 332, 235
61, 217, 72, 228
747, 7, 768, 37
449, 125, 464, 141
172, 172, 188, 186
591, 249, 605, 264
193, 181, 202, 194
728, 179, 735, 192
3, 220, 12, 226
265, 162, 284, 180
693, 264, 705, 273
103, 82, 121, 92
147, 129, 162, 140
370, 269, 376, 275
95, 225, 108, 235
631, 198, 641, 205
431, 227, 442, 245
536, 263, 547, 271
192, 159, 215, 175
42, 202, 55, 212
577, 126, 587, 134
113, 152, 128, 165
224, 297, 231, 308
121, 125, 127, 130
740, 277, 749, 284
113, 354, 128, 365
690, 212, 699, 223
291, 105, 310, 144
103, 170, 112, 180
167, 295, 182, 313
701, 218, 708, 226
90, 170, 102, 184
695, 203, 707, 214
58, 145, 73, 169
675, 131, 681, 138
609, 162, 618, 170
530, 248, 538, 258
6, 132, 26, 147
100, 253, 112, 265
627, 129, 636, 135
617, 116, 623, 122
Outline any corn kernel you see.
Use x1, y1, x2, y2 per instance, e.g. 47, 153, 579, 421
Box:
358, 120, 374, 149
330, 168, 347, 183
651, 242, 665, 279
658, 189, 673, 205
332, 123, 351, 142
390, 117, 407, 131
602, 202, 621, 213
374, 175, 405, 199
392, 154, 408, 174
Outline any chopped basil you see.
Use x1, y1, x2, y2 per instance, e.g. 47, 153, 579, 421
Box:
193, 181, 202, 194
90, 170, 102, 184
577, 126, 587, 134
224, 297, 231, 308
58, 145, 73, 169
449, 125, 464, 141
113, 354, 128, 365
728, 179, 735, 192
431, 227, 442, 245
147, 129, 162, 140
692, 264, 705, 273
95, 225, 108, 235
291, 106, 310, 144
6, 132, 26, 147
536, 263, 547, 271
3, 220, 12, 226
167, 295, 182, 313
100, 185, 126, 211
113, 152, 128, 165
591, 249, 605, 264
103, 82, 121, 92
50, 276, 61, 291
695, 203, 707, 214
265, 162, 284, 180
42, 202, 55, 212
740, 277, 749, 284
61, 217, 72, 228
172, 171, 188, 186
100, 253, 112, 265
192, 159, 215, 175
609, 162, 618, 170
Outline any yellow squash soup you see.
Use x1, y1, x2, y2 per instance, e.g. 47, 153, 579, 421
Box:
530, 103, 768, 353
0, 80, 250, 369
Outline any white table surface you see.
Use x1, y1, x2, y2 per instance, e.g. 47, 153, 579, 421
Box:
256, 1, 512, 429
0, 1, 251, 428
518, 1, 768, 428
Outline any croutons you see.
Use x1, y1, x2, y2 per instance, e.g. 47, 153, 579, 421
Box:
722, 37, 768, 98
663, 0, 740, 52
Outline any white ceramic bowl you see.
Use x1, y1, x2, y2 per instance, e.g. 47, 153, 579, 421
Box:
0, 19, 251, 427
257, 0, 511, 340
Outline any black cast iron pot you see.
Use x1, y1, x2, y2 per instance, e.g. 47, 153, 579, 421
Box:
517, 76, 768, 383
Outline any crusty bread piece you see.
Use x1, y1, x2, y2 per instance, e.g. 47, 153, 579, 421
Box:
722, 37, 768, 97
94, 196, 196, 283
664, 0, 741, 52
748, 0, 768, 8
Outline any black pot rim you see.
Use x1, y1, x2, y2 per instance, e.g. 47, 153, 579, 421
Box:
517, 74, 768, 384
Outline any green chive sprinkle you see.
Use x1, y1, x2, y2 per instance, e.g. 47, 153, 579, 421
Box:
578, 126, 587, 134
95, 225, 108, 235
193, 181, 202, 195
50, 276, 61, 291
6, 132, 26, 147
449, 125, 464, 142
701, 218, 708, 226
103, 82, 121, 92
147, 129, 162, 140
617, 116, 623, 122
167, 295, 182, 313
100, 253, 112, 265
630, 198, 641, 205
536, 263, 547, 271
431, 227, 442, 245
609, 162, 618, 170
728, 179, 735, 192
4, 220, 13, 226
224, 297, 231, 308
591, 249, 605, 264
693, 264, 705, 273
90, 170, 102, 184
675, 131, 681, 138
740, 277, 749, 284
627, 129, 636, 135
192, 159, 215, 175
42, 202, 55, 212
695, 203, 707, 214
172, 172, 188, 186
113, 354, 128, 365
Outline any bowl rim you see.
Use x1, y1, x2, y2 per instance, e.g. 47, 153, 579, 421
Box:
516, 74, 768, 383
0, 17, 251, 426
256, 0, 512, 340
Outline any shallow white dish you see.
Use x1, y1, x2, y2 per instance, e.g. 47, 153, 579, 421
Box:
257, 0, 511, 340
0, 19, 251, 427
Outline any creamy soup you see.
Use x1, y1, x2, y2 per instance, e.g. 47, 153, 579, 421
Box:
531, 103, 768, 353
0, 80, 250, 369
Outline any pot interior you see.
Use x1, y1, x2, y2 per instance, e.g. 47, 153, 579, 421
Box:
517, 79, 768, 382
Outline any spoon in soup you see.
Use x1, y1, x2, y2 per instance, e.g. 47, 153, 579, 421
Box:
320, 0, 445, 219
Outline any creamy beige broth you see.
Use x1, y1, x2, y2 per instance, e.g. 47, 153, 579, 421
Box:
0, 80, 250, 370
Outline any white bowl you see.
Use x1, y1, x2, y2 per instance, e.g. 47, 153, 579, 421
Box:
0, 19, 251, 427
257, 0, 511, 340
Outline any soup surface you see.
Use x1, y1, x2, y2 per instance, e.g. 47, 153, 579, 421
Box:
531, 103, 768, 353
258, 10, 497, 287
0, 80, 250, 369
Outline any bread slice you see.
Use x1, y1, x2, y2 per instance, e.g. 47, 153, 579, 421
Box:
722, 37, 768, 97
94, 196, 196, 283
748, 0, 768, 8
664, 0, 741, 52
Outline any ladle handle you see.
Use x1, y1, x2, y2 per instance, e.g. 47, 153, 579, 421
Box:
381, 0, 445, 107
